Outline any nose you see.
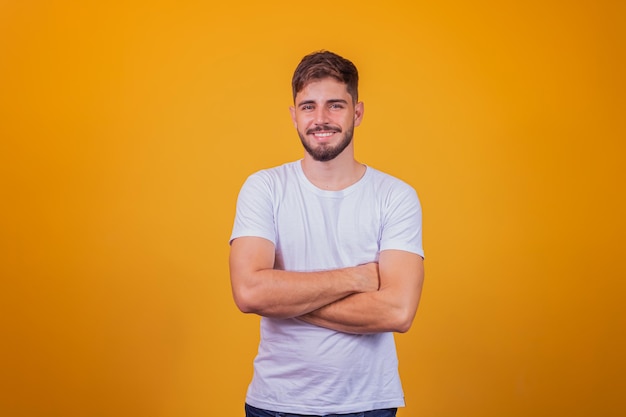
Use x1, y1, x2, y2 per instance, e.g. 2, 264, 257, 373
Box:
313, 107, 331, 125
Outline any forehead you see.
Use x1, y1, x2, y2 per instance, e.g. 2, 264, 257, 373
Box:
295, 78, 351, 102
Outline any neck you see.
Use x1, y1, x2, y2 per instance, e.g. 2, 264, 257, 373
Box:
301, 151, 366, 191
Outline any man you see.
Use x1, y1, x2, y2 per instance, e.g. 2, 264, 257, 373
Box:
229, 50, 425, 417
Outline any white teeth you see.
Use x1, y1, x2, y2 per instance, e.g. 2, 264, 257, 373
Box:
314, 132, 333, 137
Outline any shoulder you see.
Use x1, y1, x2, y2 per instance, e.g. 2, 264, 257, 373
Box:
239, 161, 300, 191
245, 160, 299, 184
365, 166, 419, 200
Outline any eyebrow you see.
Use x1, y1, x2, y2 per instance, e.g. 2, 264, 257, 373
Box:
297, 98, 349, 107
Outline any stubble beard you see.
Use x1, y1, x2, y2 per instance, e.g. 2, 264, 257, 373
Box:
298, 124, 355, 162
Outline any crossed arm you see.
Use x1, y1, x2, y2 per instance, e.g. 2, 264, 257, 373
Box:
229, 236, 424, 334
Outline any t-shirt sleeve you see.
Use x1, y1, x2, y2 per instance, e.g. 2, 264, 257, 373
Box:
229, 172, 276, 245
379, 183, 424, 258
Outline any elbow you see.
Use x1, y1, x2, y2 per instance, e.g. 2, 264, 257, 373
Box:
234, 299, 255, 315
390, 308, 416, 333
393, 320, 412, 334
232, 286, 260, 315
232, 285, 286, 318
392, 319, 412, 334
231, 270, 267, 315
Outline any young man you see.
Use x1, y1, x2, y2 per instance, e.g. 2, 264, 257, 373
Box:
229, 50, 425, 417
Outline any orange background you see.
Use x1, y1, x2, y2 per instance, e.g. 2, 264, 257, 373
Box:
1, 1, 624, 416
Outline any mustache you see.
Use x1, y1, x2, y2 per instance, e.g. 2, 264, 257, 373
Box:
306, 125, 342, 135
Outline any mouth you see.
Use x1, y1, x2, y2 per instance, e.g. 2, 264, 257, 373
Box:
313, 131, 335, 138
307, 126, 341, 141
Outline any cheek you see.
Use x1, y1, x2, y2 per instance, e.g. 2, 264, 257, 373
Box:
296, 115, 314, 128
342, 114, 355, 127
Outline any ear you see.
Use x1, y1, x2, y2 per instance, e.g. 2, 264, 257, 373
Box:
353, 101, 364, 127
289, 106, 297, 128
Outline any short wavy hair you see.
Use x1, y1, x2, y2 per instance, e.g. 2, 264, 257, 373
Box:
291, 50, 359, 103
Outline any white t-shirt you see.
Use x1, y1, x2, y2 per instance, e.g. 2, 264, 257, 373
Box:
230, 160, 424, 415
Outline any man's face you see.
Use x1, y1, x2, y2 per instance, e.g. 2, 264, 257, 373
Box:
290, 78, 364, 162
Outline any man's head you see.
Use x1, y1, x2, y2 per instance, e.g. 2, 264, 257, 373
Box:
292, 50, 359, 104
289, 51, 364, 163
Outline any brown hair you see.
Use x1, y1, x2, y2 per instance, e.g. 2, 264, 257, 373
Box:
291, 50, 359, 103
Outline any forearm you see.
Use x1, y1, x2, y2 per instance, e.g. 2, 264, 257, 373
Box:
299, 289, 417, 334
232, 266, 375, 319
299, 250, 424, 334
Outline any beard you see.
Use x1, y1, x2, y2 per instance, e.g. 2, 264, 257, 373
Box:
298, 124, 354, 162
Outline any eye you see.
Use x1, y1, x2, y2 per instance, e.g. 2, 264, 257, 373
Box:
300, 104, 314, 111
329, 103, 345, 110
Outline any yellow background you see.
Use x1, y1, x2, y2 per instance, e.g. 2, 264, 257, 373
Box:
1, 1, 624, 416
